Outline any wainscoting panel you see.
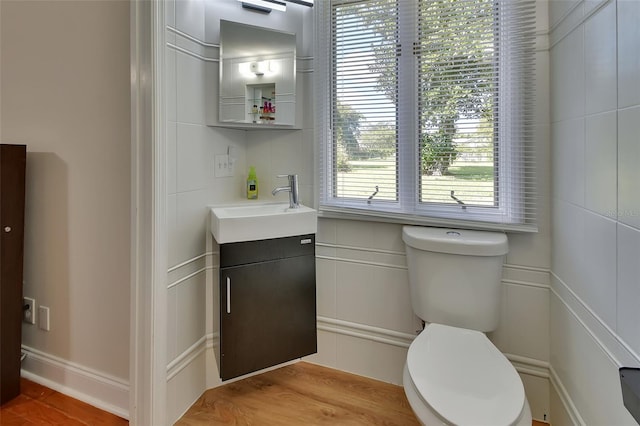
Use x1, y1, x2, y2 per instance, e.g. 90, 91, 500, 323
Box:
314, 219, 552, 421
550, 275, 640, 425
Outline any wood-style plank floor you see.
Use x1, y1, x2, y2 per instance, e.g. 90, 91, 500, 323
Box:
0, 366, 550, 425
178, 362, 550, 426
177, 362, 419, 426
0, 378, 128, 425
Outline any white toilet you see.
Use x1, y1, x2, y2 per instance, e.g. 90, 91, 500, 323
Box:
402, 226, 532, 426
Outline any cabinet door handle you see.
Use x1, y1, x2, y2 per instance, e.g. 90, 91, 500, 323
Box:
226, 276, 231, 314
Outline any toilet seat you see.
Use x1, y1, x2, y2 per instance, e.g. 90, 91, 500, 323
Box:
406, 323, 525, 426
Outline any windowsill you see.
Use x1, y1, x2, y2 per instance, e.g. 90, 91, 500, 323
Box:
317, 207, 538, 233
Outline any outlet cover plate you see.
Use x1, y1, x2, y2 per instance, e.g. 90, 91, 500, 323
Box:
23, 297, 36, 324
38, 306, 50, 331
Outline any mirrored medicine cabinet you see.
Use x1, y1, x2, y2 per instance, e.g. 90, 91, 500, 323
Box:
219, 20, 296, 128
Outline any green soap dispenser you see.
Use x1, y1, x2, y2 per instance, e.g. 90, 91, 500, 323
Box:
247, 166, 258, 199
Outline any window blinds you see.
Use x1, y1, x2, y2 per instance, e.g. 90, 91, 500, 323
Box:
331, 0, 399, 202
316, 0, 537, 230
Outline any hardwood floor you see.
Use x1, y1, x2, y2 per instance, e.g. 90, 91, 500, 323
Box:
178, 362, 551, 426
177, 362, 419, 426
0, 378, 128, 425
0, 367, 551, 425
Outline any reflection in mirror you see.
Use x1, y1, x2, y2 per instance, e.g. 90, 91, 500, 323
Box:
219, 20, 296, 126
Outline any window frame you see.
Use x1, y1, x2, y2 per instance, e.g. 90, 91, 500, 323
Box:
315, 0, 536, 232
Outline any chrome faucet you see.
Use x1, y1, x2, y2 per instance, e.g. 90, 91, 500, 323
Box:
272, 174, 299, 209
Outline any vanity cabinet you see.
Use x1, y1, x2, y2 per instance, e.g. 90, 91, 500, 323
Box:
217, 234, 316, 381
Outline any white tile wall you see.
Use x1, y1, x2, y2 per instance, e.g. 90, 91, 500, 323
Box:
552, 200, 585, 292
167, 121, 178, 195
167, 0, 553, 422
617, 223, 640, 355
316, 258, 337, 318
551, 118, 585, 206
176, 52, 207, 126
335, 262, 413, 334
172, 189, 209, 266
585, 111, 617, 217
317, 215, 551, 418
335, 334, 408, 385
175, 0, 205, 42
584, 1, 617, 115
617, 0, 640, 108
521, 374, 551, 422
550, 1, 640, 423
166, 0, 175, 28
503, 284, 550, 361
550, 292, 638, 426
304, 330, 338, 367
166, 351, 207, 423
580, 210, 617, 328
176, 272, 207, 354
618, 106, 640, 229
176, 124, 214, 192
551, 27, 584, 121
167, 286, 178, 360
165, 2, 315, 421
166, 48, 177, 122
548, 0, 581, 29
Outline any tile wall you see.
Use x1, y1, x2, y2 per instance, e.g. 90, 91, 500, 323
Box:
549, 0, 640, 423
164, 0, 313, 421
166, 0, 553, 422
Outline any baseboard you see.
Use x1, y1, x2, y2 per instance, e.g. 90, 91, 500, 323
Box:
20, 345, 129, 419
549, 365, 586, 425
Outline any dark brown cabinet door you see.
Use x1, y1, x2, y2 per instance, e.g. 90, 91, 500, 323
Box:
0, 144, 26, 405
220, 254, 316, 381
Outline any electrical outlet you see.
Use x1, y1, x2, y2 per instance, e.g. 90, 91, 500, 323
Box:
38, 306, 50, 331
214, 154, 234, 177
23, 297, 36, 324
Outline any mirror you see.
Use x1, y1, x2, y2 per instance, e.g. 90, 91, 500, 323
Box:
219, 21, 296, 127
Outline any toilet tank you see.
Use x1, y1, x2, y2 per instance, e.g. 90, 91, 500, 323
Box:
402, 226, 508, 332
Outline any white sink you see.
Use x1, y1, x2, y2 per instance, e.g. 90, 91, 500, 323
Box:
210, 202, 317, 244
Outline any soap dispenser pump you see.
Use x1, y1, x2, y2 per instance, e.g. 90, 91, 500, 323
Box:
247, 166, 258, 199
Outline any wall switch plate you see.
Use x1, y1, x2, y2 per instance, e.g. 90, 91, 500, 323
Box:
23, 297, 36, 324
215, 154, 234, 177
38, 306, 50, 331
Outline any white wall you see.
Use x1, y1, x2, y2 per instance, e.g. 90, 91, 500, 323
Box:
302, 1, 554, 422
166, 0, 554, 423
549, 0, 640, 423
0, 0, 130, 417
164, 0, 314, 421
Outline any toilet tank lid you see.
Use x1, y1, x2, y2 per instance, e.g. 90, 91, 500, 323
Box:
402, 226, 508, 256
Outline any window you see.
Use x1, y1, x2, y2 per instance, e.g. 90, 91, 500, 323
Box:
316, 0, 537, 230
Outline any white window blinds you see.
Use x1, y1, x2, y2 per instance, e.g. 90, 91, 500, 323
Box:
316, 0, 537, 230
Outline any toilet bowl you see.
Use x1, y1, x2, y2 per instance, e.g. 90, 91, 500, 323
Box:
403, 323, 532, 426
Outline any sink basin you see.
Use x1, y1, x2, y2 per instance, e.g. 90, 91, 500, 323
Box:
210, 202, 317, 244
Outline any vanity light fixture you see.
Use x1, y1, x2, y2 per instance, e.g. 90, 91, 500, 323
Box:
287, 0, 313, 6
250, 61, 271, 75
239, 60, 273, 77
238, 0, 313, 13
239, 0, 286, 13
